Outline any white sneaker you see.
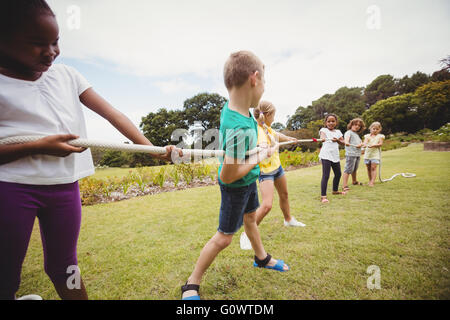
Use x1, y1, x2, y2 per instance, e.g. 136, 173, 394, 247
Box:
240, 232, 252, 250
16, 294, 43, 300
284, 217, 306, 227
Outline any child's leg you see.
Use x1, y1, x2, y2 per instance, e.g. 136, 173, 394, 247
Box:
366, 163, 372, 182
243, 212, 289, 271
183, 182, 250, 298
342, 157, 352, 189
369, 163, 378, 186
351, 157, 360, 184
273, 175, 292, 222
0, 182, 38, 300
331, 161, 342, 192
351, 171, 358, 183
321, 160, 332, 197
342, 172, 350, 188
255, 180, 275, 226
37, 182, 88, 300
186, 232, 233, 286
183, 231, 233, 299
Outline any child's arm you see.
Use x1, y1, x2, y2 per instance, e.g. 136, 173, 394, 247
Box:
368, 137, 384, 148
362, 136, 369, 147
275, 131, 297, 143
79, 88, 179, 161
0, 134, 86, 166
220, 146, 271, 184
319, 130, 327, 142
333, 136, 346, 146
344, 134, 351, 146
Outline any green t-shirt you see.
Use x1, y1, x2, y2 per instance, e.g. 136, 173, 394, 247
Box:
218, 102, 260, 187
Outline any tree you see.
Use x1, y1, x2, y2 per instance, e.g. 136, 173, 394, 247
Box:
439, 55, 450, 71
286, 106, 314, 130
311, 94, 333, 120
306, 119, 324, 136
324, 87, 365, 131
183, 92, 227, 130
140, 108, 188, 147
396, 72, 430, 94
364, 75, 397, 107
271, 122, 285, 131
414, 80, 450, 130
99, 150, 131, 167
362, 93, 421, 134
431, 69, 450, 82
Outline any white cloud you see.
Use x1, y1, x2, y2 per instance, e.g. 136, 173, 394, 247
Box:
153, 78, 201, 94
46, 0, 450, 138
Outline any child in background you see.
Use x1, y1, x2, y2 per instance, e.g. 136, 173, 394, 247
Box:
240, 100, 305, 250
342, 118, 365, 191
0, 0, 177, 300
318, 114, 346, 203
181, 51, 290, 300
363, 122, 385, 187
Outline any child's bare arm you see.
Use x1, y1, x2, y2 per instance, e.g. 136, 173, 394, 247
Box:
368, 138, 384, 148
0, 134, 85, 165
79, 88, 180, 161
220, 147, 270, 184
334, 136, 346, 146
275, 132, 296, 143
344, 135, 351, 146
362, 136, 369, 147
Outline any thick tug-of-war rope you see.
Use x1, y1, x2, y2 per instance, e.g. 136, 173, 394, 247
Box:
377, 153, 416, 182
361, 145, 416, 182
0, 135, 416, 181
0, 135, 324, 158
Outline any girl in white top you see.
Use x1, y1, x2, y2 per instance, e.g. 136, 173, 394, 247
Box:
318, 114, 346, 203
0, 0, 178, 300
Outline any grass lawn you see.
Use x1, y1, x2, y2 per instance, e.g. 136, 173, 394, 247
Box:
17, 144, 450, 299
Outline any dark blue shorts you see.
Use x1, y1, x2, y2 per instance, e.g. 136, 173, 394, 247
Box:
259, 165, 285, 182
218, 181, 259, 235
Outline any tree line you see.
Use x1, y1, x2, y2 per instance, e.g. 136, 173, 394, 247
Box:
98, 56, 450, 167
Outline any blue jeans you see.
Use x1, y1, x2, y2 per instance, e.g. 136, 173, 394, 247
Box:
218, 181, 259, 235
364, 159, 380, 165
258, 165, 285, 182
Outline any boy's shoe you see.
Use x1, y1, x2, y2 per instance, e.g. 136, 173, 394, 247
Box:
284, 217, 306, 227
16, 294, 43, 300
240, 232, 252, 250
181, 282, 200, 300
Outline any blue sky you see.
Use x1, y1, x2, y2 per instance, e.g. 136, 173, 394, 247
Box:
47, 0, 450, 143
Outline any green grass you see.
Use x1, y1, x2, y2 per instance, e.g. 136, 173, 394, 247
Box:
17, 144, 450, 299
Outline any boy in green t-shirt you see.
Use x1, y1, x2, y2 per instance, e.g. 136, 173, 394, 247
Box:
181, 51, 290, 300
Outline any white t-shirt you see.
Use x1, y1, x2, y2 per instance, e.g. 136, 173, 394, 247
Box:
0, 64, 95, 185
318, 127, 343, 163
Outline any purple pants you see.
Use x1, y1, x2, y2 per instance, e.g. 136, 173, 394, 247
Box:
0, 181, 82, 300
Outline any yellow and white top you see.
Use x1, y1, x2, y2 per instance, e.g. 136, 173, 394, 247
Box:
364, 133, 385, 160
257, 125, 281, 174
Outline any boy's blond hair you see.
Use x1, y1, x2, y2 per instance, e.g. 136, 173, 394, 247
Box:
369, 121, 382, 131
223, 50, 264, 90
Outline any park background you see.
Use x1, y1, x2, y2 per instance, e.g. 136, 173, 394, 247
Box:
17, 0, 450, 299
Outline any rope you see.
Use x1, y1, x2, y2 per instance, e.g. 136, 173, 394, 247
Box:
378, 151, 416, 182
0, 135, 224, 157
362, 145, 416, 182
0, 135, 322, 158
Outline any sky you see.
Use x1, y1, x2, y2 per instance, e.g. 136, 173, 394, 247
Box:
47, 0, 450, 143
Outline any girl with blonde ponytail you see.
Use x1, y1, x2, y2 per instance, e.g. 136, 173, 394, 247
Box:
240, 101, 306, 250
